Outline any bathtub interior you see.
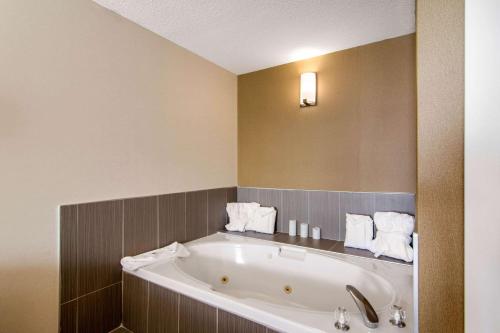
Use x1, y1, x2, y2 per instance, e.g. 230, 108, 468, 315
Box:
171, 241, 397, 314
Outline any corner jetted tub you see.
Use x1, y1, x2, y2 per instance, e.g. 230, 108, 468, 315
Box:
124, 233, 413, 333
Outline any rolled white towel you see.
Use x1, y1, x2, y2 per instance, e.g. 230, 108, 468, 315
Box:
374, 212, 415, 235
225, 202, 260, 232
344, 213, 374, 250
369, 211, 415, 262
369, 231, 414, 262
245, 206, 277, 234
120, 242, 190, 271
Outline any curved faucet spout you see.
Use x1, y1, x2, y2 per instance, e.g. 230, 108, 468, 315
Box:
346, 285, 379, 329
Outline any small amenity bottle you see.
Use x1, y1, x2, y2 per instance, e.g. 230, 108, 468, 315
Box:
300, 223, 309, 238
289, 220, 297, 236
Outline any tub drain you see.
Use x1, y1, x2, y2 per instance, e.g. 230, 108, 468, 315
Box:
220, 276, 229, 284
283, 285, 293, 294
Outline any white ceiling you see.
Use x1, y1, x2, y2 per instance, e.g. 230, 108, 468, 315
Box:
93, 0, 415, 74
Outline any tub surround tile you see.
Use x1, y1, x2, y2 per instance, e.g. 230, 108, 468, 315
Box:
374, 192, 416, 215
226, 186, 237, 203
77, 200, 123, 296
60, 300, 77, 333
77, 283, 122, 333
123, 273, 148, 333
308, 191, 340, 240
179, 295, 217, 333
218, 309, 267, 333
237, 187, 259, 203
124, 196, 158, 257
208, 188, 228, 234
60, 205, 78, 303
258, 189, 282, 233
186, 190, 208, 242
148, 283, 179, 333
158, 192, 187, 247
281, 190, 308, 234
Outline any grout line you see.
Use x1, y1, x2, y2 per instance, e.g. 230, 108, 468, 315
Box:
146, 282, 150, 333
206, 191, 209, 236
76, 205, 79, 333
122, 201, 125, 258
237, 186, 414, 195
338, 193, 341, 241
61, 281, 123, 305
156, 196, 160, 247
215, 308, 218, 333
184, 192, 187, 242
177, 294, 180, 333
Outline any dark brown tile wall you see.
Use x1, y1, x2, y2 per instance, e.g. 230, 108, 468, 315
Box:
148, 283, 179, 333
59, 187, 236, 333
122, 272, 277, 333
123, 274, 148, 333
60, 205, 78, 303
77, 200, 123, 296
218, 310, 267, 333
179, 294, 217, 333
124, 196, 158, 256
158, 192, 186, 246
77, 283, 122, 333
237, 187, 415, 241
208, 188, 229, 234
60, 300, 77, 333
185, 190, 208, 242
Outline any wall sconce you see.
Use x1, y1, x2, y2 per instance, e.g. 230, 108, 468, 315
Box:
300, 72, 317, 107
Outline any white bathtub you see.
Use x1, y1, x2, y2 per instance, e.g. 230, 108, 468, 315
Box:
125, 233, 413, 333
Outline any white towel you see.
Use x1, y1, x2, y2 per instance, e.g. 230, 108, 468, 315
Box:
120, 242, 190, 271
369, 231, 414, 262
225, 202, 260, 232
344, 213, 374, 250
369, 212, 415, 262
373, 212, 414, 235
245, 206, 277, 234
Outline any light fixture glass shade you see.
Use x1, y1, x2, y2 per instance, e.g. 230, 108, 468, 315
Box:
300, 72, 317, 107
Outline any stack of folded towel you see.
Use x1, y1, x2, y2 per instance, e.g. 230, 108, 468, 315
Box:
225, 202, 277, 234
120, 242, 190, 271
369, 212, 415, 262
344, 211, 415, 262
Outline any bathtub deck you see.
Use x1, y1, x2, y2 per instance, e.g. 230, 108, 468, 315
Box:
221, 231, 412, 265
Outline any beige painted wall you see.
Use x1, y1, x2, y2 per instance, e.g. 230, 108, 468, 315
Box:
0, 1, 236, 332
417, 1, 464, 332
238, 34, 416, 193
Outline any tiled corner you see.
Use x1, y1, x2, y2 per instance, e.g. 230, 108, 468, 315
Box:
208, 188, 228, 234
226, 187, 237, 204
148, 283, 179, 333
60, 205, 78, 303
237, 187, 259, 203
77, 283, 122, 333
60, 300, 77, 333
123, 273, 148, 333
